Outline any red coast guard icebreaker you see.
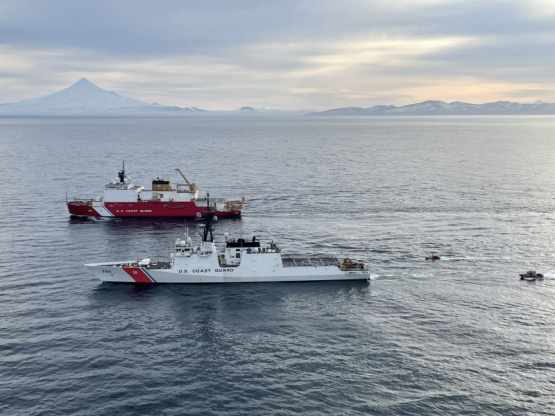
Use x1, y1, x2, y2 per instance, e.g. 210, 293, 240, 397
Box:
67, 163, 244, 218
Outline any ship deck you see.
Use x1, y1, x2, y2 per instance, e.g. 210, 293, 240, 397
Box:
106, 256, 341, 270
195, 197, 227, 203
109, 260, 174, 269
281, 256, 340, 267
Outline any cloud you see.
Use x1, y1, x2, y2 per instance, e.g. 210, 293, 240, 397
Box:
2, 0, 547, 54
1, 0, 555, 108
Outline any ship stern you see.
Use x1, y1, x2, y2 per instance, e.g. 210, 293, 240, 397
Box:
68, 200, 101, 217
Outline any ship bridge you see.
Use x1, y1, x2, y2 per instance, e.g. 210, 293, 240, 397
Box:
219, 236, 281, 267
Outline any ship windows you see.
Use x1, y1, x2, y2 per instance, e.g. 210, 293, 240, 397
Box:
108, 204, 114, 207
128, 204, 134, 206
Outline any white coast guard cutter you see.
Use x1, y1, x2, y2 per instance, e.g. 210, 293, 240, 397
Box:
85, 197, 368, 284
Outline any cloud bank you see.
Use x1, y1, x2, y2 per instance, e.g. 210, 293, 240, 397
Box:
1, 0, 554, 109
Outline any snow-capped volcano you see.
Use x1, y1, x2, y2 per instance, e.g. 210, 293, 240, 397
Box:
0, 78, 205, 116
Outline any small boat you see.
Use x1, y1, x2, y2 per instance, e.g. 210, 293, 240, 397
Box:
425, 252, 440, 261
84, 197, 370, 284
519, 270, 544, 280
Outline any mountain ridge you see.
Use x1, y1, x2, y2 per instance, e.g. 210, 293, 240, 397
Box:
307, 100, 555, 116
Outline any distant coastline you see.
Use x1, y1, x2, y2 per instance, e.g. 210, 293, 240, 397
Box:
1, 78, 554, 117
306, 100, 555, 116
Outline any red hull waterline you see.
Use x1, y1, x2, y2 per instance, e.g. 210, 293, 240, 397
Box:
67, 201, 241, 218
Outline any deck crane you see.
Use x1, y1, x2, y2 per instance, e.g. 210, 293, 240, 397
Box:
175, 168, 197, 192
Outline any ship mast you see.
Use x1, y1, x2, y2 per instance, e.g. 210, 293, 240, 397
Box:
118, 161, 125, 183
201, 193, 216, 242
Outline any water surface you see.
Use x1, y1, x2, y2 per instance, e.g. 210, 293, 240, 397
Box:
1, 116, 555, 415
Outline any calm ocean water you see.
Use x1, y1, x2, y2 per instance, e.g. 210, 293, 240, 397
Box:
1, 116, 555, 415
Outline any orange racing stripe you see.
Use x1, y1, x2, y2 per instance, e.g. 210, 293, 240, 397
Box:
122, 267, 153, 283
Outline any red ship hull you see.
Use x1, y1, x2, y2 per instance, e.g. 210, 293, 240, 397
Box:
67, 201, 241, 218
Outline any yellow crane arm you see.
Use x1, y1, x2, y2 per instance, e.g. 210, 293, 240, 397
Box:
175, 168, 197, 192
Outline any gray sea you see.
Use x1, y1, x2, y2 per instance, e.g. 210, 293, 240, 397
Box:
1, 116, 555, 415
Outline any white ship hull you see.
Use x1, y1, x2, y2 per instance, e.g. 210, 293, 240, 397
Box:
85, 258, 369, 284
85, 203, 369, 284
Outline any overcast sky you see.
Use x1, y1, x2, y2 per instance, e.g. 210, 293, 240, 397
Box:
1, 0, 555, 110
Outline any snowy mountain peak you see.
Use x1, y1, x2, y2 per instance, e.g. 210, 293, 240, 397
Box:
0, 78, 206, 116
50, 78, 125, 103
69, 78, 121, 95
74, 77, 95, 87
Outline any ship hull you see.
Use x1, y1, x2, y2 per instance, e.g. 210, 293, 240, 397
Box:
85, 263, 369, 283
67, 201, 241, 218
